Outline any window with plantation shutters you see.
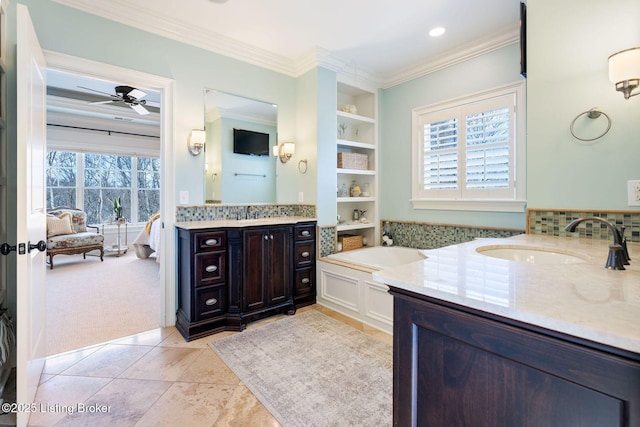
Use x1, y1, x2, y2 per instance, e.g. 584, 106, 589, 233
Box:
412, 82, 526, 212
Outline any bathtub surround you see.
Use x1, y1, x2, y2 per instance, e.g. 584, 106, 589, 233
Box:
380, 219, 523, 249
211, 310, 392, 427
527, 208, 640, 243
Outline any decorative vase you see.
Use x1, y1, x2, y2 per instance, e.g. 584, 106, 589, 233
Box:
349, 180, 361, 197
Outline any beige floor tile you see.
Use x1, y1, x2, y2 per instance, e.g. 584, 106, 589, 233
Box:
110, 327, 174, 347
54, 378, 171, 426
135, 382, 236, 427
29, 374, 111, 427
118, 346, 202, 381
42, 345, 103, 375
157, 328, 215, 349
61, 344, 153, 378
214, 385, 281, 427
179, 347, 240, 385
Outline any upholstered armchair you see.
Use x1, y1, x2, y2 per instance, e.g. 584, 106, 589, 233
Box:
46, 207, 104, 270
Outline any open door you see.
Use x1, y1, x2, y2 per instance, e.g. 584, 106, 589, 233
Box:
15, 4, 48, 425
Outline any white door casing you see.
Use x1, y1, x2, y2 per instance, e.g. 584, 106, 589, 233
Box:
16, 4, 48, 425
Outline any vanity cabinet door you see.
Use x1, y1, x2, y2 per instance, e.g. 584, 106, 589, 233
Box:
390, 289, 640, 426
242, 226, 292, 312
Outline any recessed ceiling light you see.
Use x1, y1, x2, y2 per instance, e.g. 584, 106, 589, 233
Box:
429, 27, 446, 37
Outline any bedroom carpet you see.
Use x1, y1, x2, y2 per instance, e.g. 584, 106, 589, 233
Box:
210, 310, 393, 427
45, 251, 160, 356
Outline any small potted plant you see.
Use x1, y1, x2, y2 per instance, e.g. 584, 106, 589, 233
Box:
113, 196, 124, 223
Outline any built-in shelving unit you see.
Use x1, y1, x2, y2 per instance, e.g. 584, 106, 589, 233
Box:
336, 82, 378, 248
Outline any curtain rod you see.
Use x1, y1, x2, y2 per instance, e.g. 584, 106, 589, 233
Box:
47, 123, 160, 139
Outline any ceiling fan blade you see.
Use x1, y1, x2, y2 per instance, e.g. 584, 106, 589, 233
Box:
143, 100, 161, 108
130, 103, 150, 115
89, 100, 118, 105
77, 85, 119, 98
128, 88, 147, 100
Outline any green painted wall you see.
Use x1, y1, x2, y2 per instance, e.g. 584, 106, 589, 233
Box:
379, 44, 524, 229
379, 0, 640, 229
15, 0, 297, 207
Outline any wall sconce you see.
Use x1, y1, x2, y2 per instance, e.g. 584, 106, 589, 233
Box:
272, 142, 295, 163
608, 47, 640, 100
188, 129, 206, 156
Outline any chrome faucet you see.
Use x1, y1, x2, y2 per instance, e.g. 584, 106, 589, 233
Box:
564, 217, 630, 270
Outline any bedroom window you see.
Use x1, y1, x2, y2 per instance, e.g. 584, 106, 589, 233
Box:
47, 150, 160, 225
411, 81, 526, 212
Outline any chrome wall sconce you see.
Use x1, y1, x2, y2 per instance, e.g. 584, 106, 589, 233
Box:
272, 142, 295, 163
609, 47, 640, 100
188, 129, 206, 156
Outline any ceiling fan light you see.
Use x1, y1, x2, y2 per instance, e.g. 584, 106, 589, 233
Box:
128, 88, 146, 100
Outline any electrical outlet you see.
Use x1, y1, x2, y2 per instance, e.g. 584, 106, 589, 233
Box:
628, 180, 640, 206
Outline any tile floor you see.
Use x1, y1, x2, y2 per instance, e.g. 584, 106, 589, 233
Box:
26, 305, 392, 426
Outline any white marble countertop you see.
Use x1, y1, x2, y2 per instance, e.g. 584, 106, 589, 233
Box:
175, 216, 316, 230
372, 234, 640, 354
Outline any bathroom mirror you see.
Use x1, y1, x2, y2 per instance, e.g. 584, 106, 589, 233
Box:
204, 89, 278, 204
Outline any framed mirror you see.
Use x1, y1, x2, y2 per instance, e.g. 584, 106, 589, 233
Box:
204, 89, 278, 203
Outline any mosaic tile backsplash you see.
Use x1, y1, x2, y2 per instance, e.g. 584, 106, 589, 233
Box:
527, 209, 640, 242
176, 204, 316, 222
381, 220, 523, 250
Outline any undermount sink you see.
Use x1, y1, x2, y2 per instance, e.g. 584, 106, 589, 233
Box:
476, 245, 588, 265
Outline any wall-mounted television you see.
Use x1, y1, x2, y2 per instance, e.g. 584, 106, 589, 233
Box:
233, 128, 270, 156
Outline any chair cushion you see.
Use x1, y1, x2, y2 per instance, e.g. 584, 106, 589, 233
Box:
46, 213, 74, 237
48, 208, 87, 233
47, 232, 104, 250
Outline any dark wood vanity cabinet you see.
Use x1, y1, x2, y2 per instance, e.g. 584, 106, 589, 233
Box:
389, 287, 640, 426
176, 220, 316, 341
176, 229, 228, 340
293, 222, 316, 308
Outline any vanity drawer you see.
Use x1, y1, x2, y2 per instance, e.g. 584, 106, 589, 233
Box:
294, 242, 315, 267
195, 231, 226, 253
194, 285, 227, 320
194, 252, 226, 286
294, 224, 316, 242
294, 268, 315, 296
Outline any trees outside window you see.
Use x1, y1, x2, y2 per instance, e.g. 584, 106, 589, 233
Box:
47, 150, 160, 224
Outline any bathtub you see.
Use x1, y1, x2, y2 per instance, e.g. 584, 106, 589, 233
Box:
317, 246, 426, 334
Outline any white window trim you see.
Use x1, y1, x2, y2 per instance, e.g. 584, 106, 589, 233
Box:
411, 81, 526, 212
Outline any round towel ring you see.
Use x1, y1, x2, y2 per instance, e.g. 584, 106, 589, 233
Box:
570, 108, 611, 142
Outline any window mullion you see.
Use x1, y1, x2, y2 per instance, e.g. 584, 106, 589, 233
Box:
77, 153, 85, 209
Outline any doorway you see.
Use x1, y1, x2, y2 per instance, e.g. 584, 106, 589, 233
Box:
43, 52, 175, 355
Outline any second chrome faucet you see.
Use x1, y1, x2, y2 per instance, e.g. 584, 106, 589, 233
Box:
564, 217, 630, 270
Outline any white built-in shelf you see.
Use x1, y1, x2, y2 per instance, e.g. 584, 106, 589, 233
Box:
337, 168, 375, 175
337, 110, 375, 124
337, 139, 375, 150
337, 222, 376, 232
337, 196, 376, 203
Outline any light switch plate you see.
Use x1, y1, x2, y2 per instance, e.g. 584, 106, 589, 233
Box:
179, 190, 189, 205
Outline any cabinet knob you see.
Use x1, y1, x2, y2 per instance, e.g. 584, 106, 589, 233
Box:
301, 230, 310, 237
205, 265, 218, 273
264, 235, 269, 241
205, 298, 218, 306
270, 234, 274, 240
301, 278, 310, 284
205, 238, 218, 246
301, 251, 310, 258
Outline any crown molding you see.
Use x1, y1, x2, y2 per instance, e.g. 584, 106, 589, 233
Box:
52, 0, 298, 76
53, 0, 518, 89
381, 25, 520, 89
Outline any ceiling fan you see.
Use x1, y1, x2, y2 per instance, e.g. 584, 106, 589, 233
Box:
78, 85, 160, 115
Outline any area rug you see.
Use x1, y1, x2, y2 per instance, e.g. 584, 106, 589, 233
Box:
210, 310, 392, 427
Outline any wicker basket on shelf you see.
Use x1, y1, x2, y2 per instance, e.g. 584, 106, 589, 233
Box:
337, 152, 368, 170
338, 234, 363, 251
